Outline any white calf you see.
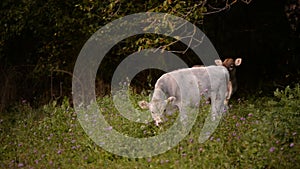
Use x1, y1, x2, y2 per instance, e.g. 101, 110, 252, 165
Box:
139, 65, 230, 126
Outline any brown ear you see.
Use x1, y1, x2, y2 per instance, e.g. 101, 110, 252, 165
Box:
138, 101, 149, 109
215, 59, 223, 66
235, 58, 242, 66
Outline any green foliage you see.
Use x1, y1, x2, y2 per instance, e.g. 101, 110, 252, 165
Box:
264, 84, 300, 150
274, 84, 300, 104
1, 0, 207, 70
1, 85, 299, 168
0, 0, 211, 107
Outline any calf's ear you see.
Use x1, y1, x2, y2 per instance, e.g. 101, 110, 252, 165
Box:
167, 96, 176, 104
215, 59, 223, 66
235, 58, 242, 66
138, 101, 149, 109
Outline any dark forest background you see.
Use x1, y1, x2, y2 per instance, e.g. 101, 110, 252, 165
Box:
1, 0, 299, 111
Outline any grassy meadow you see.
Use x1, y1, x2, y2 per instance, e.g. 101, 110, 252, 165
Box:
0, 85, 299, 168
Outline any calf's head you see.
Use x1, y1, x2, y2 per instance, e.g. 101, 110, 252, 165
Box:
215, 58, 242, 80
138, 96, 176, 126
215, 58, 242, 94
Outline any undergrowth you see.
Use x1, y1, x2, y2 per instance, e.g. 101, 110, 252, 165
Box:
0, 85, 299, 168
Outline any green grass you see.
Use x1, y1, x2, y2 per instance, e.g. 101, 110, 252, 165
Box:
0, 84, 299, 168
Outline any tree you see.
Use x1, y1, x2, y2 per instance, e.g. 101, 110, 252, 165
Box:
1, 0, 254, 110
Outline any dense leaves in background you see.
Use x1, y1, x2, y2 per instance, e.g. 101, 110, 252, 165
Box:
1, 0, 208, 71
0, 0, 209, 110
0, 0, 299, 110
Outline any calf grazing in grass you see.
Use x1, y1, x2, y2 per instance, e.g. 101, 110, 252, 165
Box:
138, 66, 230, 126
